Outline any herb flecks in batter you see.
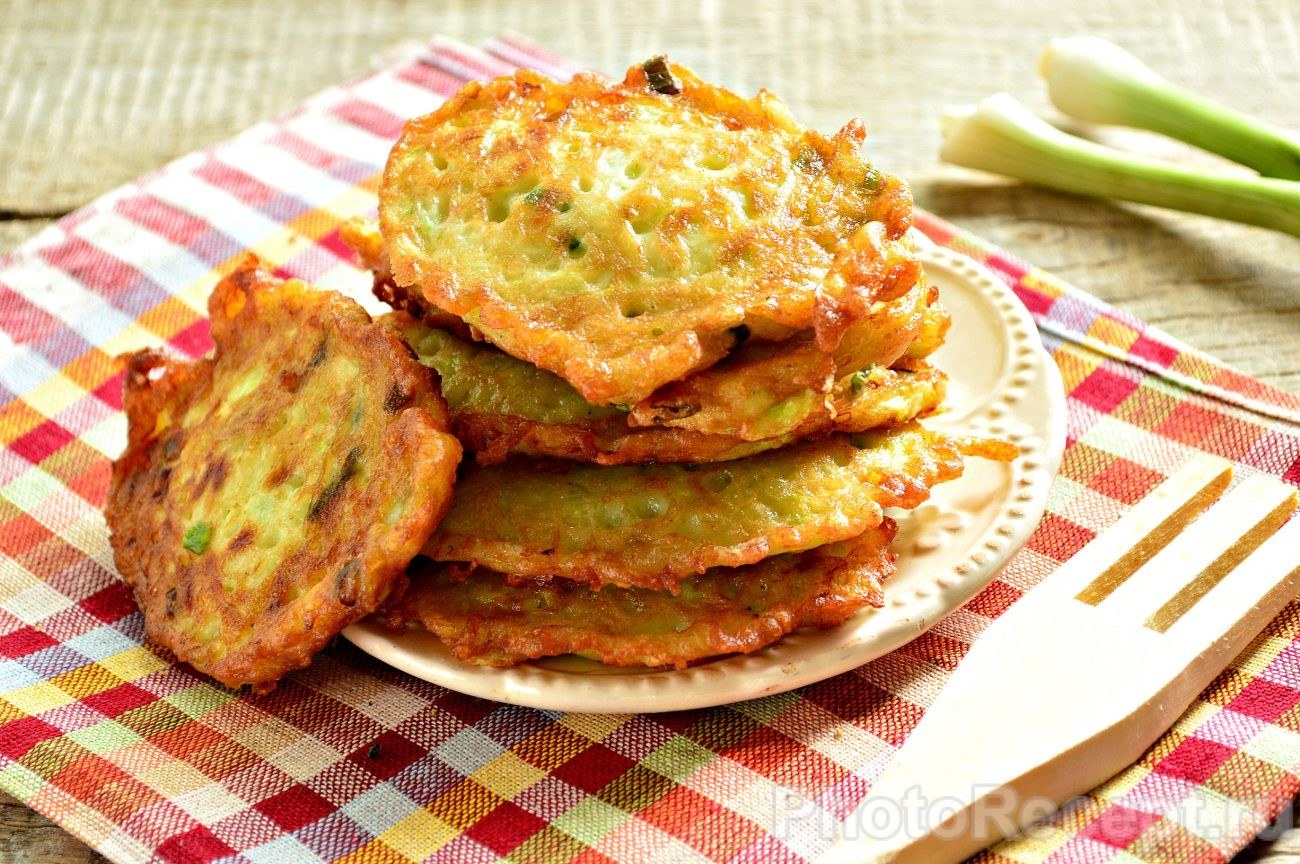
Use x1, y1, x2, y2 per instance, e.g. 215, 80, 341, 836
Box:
183, 522, 212, 555
308, 446, 362, 523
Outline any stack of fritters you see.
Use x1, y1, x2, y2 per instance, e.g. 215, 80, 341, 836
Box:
105, 59, 1015, 691
358, 59, 1016, 669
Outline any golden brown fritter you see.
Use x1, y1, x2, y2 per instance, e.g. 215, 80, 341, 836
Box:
380, 58, 917, 406
829, 280, 937, 381
450, 411, 788, 467
393, 312, 787, 465
384, 520, 896, 669
395, 314, 948, 467
831, 363, 948, 430
625, 279, 937, 440
106, 256, 463, 692
349, 218, 940, 446
425, 424, 1006, 592
626, 335, 837, 441
339, 215, 389, 288
893, 284, 951, 370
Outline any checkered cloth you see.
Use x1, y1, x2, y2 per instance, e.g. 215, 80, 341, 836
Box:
2, 34, 1298, 864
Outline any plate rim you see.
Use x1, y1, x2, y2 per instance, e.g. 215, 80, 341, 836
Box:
344, 243, 1068, 713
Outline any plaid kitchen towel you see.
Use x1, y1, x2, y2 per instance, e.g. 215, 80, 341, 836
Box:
1, 34, 1298, 864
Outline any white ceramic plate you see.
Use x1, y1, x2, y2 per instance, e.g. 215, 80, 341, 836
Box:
344, 240, 1067, 713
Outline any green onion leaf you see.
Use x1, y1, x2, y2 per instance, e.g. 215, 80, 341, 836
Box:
849, 373, 867, 394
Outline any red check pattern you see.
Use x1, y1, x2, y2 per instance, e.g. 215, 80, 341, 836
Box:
1, 34, 1298, 864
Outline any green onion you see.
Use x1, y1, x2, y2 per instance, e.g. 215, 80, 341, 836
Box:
182, 522, 211, 555
939, 94, 1300, 238
1039, 37, 1300, 181
848, 369, 871, 395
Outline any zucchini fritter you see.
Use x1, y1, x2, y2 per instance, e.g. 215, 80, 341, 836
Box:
106, 257, 463, 692
396, 313, 785, 466
626, 335, 837, 440
425, 424, 1002, 592
903, 291, 951, 364
341, 216, 475, 341
350, 218, 940, 445
379, 59, 917, 406
834, 363, 948, 429
395, 314, 946, 465
627, 280, 938, 439
385, 520, 896, 669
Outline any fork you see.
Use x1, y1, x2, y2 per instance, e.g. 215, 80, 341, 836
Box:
822, 454, 1300, 864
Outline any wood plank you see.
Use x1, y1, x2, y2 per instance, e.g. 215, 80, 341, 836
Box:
0, 219, 53, 255
0, 792, 105, 864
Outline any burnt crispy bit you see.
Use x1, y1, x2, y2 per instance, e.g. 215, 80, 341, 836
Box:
384, 381, 413, 413
228, 528, 255, 553
336, 558, 362, 606
197, 456, 229, 494
279, 338, 329, 393
306, 446, 362, 523
105, 255, 462, 693
307, 338, 328, 369
641, 56, 681, 95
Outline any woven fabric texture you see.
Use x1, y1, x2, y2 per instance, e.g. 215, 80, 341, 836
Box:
0, 35, 1298, 864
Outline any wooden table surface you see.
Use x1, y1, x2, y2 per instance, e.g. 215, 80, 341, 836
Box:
1, 1, 1297, 861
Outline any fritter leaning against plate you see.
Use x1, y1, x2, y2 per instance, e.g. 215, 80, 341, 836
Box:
379, 57, 918, 407
106, 257, 462, 692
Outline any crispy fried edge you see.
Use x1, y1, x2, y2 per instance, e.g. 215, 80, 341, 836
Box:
385, 519, 896, 669
450, 408, 787, 467
626, 334, 837, 439
425, 426, 991, 591
353, 224, 937, 449
378, 303, 946, 466
351, 228, 948, 464
341, 217, 478, 341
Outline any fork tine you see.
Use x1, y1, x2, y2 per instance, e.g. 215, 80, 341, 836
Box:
1148, 485, 1298, 632
1163, 505, 1300, 641
1069, 454, 1232, 603
1102, 475, 1298, 627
